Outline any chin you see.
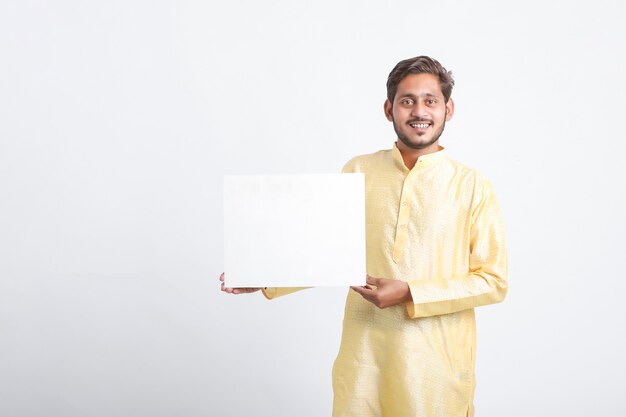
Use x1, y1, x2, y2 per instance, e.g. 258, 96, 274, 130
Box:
402, 137, 435, 150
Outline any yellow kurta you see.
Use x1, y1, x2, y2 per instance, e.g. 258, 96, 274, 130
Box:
264, 144, 507, 417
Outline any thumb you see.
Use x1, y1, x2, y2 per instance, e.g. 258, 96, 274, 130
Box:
366, 275, 382, 286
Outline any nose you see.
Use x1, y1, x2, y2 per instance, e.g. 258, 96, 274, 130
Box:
410, 101, 427, 118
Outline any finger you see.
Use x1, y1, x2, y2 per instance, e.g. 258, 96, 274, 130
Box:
233, 288, 256, 294
350, 285, 362, 294
351, 285, 373, 297
366, 275, 382, 286
351, 286, 379, 306
219, 273, 225, 282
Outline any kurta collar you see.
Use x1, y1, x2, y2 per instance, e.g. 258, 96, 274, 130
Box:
392, 142, 447, 172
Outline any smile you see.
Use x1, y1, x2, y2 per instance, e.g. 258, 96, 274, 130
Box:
409, 123, 430, 128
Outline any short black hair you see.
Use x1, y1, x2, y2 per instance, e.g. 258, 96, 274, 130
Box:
386, 56, 455, 103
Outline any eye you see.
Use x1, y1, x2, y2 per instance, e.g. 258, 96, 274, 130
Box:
426, 99, 437, 105
400, 98, 415, 106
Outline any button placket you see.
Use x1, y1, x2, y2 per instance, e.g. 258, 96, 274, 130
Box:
392, 174, 413, 263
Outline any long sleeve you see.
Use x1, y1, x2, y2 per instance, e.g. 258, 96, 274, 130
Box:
405, 179, 508, 318
261, 287, 308, 299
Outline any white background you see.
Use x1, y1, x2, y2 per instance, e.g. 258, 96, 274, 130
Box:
1, 1, 625, 416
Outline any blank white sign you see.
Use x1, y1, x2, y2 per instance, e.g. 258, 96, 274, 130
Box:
223, 174, 366, 288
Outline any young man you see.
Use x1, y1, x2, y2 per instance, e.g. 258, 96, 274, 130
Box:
221, 56, 508, 417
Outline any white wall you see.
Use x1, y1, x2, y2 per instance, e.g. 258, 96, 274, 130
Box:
1, 1, 625, 416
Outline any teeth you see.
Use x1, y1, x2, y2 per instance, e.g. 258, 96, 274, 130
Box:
410, 123, 429, 128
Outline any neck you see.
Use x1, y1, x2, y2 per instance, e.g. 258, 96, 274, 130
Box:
396, 141, 442, 170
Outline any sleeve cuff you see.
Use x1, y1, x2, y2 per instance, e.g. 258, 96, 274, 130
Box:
261, 287, 309, 300
262, 287, 277, 300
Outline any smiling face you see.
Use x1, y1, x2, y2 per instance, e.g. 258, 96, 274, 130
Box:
384, 73, 454, 155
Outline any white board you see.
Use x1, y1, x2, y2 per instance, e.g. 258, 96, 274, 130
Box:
223, 174, 366, 288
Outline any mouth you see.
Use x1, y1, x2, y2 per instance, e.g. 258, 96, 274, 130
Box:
408, 120, 432, 130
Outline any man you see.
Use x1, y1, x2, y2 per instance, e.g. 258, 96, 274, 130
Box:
221, 56, 507, 417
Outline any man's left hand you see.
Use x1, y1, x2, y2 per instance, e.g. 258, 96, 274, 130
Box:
351, 275, 413, 309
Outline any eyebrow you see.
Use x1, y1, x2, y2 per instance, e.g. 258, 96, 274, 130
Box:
398, 93, 441, 100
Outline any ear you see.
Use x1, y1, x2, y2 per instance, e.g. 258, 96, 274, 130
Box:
384, 99, 393, 121
445, 98, 455, 121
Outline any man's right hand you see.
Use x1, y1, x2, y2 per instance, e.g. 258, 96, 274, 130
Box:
219, 273, 262, 294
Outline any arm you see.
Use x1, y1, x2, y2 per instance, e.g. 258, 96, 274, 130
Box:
219, 273, 308, 299
352, 180, 507, 317
261, 287, 308, 299
404, 179, 508, 318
